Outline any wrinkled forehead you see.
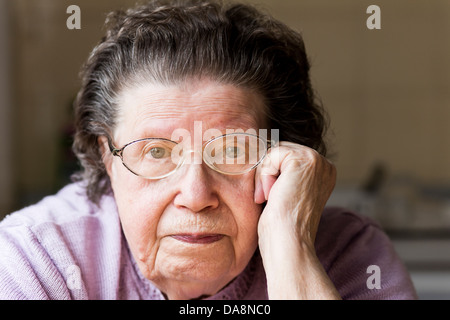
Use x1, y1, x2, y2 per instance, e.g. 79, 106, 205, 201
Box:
113, 80, 268, 145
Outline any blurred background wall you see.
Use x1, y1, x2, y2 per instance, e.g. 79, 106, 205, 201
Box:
0, 0, 13, 219
0, 0, 449, 298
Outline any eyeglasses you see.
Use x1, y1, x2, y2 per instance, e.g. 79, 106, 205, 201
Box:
109, 133, 271, 179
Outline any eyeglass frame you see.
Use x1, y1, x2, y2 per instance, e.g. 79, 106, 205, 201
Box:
108, 132, 272, 180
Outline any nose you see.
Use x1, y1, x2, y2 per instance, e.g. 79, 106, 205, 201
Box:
173, 161, 220, 213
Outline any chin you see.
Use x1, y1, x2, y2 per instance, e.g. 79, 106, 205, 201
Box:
156, 238, 238, 281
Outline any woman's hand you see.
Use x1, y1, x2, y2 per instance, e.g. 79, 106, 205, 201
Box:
254, 142, 341, 299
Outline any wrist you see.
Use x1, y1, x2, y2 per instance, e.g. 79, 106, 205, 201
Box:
258, 216, 315, 260
259, 234, 315, 279
259, 231, 340, 300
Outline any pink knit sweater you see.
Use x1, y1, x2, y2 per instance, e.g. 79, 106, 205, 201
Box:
0, 182, 417, 299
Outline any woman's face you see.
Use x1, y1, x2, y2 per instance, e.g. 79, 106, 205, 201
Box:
102, 79, 265, 299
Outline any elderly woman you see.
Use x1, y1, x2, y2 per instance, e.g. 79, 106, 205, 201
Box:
0, 0, 416, 300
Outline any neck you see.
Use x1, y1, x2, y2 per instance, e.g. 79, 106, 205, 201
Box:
156, 277, 232, 300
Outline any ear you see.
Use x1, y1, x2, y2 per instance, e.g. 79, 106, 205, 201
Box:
98, 136, 113, 177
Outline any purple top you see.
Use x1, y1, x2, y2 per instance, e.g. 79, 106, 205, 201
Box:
0, 182, 417, 299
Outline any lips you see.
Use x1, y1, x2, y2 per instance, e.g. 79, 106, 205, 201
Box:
171, 234, 224, 244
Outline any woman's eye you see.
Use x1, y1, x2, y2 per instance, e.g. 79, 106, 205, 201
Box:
148, 147, 167, 159
225, 146, 242, 158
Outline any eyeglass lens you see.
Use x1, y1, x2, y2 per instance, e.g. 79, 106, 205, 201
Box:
120, 134, 267, 178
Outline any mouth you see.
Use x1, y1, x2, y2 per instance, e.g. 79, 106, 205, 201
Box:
170, 234, 225, 244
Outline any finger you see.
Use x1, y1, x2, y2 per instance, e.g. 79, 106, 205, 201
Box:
254, 172, 265, 204
254, 149, 280, 204
255, 142, 330, 202
262, 174, 277, 201
254, 145, 283, 204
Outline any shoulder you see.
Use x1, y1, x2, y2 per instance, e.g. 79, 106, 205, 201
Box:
1, 182, 98, 228
0, 182, 119, 251
315, 207, 417, 300
0, 182, 120, 299
315, 207, 381, 259
318, 207, 378, 236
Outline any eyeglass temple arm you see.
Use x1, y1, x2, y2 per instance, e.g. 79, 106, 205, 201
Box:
107, 137, 123, 157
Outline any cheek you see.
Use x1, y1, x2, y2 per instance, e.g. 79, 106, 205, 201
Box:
224, 174, 263, 251
110, 161, 172, 263
111, 159, 171, 207
110, 161, 154, 212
